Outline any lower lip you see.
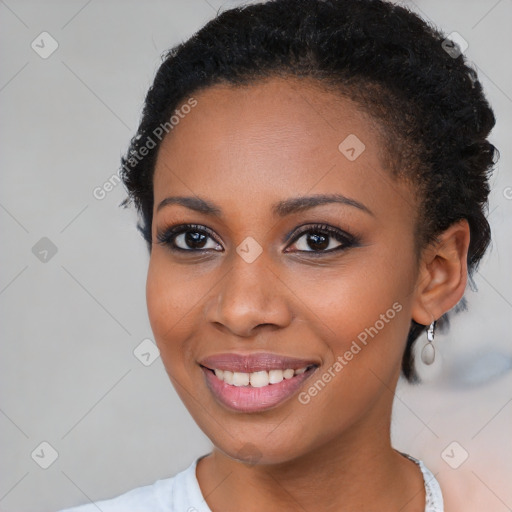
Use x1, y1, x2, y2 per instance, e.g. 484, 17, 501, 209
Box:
201, 366, 316, 413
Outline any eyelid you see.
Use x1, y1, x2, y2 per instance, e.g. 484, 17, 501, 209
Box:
284, 223, 356, 252
156, 223, 222, 249
285, 223, 354, 242
156, 222, 358, 253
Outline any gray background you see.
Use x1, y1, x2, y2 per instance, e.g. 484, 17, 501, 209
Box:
0, 1, 511, 511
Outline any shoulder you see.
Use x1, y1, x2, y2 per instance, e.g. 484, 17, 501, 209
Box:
399, 452, 444, 512
57, 477, 175, 512
57, 457, 206, 512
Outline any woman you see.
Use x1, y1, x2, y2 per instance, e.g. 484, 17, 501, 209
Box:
60, 0, 497, 510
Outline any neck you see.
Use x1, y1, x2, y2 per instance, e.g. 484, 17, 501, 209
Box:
196, 399, 425, 512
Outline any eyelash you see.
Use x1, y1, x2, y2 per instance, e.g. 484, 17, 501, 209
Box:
156, 223, 359, 256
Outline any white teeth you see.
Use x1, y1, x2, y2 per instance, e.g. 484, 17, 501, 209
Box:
223, 370, 234, 385
283, 368, 295, 379
232, 372, 250, 386
250, 370, 270, 387
212, 366, 311, 386
268, 369, 284, 384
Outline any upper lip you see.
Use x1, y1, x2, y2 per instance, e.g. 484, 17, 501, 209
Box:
199, 352, 319, 373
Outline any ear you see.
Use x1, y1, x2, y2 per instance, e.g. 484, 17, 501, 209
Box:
411, 219, 470, 325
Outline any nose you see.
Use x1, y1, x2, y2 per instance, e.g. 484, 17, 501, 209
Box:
206, 252, 293, 338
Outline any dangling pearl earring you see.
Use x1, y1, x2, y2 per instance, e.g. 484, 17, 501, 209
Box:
421, 321, 436, 365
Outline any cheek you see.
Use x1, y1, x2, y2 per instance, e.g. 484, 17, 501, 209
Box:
288, 259, 414, 435
145, 253, 199, 372
321, 275, 404, 340
299, 250, 416, 369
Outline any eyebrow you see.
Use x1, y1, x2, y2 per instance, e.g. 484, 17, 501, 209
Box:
156, 193, 374, 217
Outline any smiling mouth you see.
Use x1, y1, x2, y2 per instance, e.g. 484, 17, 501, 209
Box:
199, 356, 319, 413
202, 365, 317, 387
198, 352, 320, 412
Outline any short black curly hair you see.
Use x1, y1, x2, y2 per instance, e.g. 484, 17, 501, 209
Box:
120, 0, 497, 382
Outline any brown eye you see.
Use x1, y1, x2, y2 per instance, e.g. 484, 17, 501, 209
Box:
286, 224, 357, 254
157, 224, 223, 252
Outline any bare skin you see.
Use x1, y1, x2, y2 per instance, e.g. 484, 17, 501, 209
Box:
146, 76, 469, 511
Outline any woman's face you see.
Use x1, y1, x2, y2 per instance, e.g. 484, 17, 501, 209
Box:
147, 77, 421, 464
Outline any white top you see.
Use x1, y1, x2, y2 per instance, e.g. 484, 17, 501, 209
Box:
58, 453, 443, 511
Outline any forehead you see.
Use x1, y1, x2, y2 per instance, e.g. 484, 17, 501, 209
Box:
153, 76, 413, 223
